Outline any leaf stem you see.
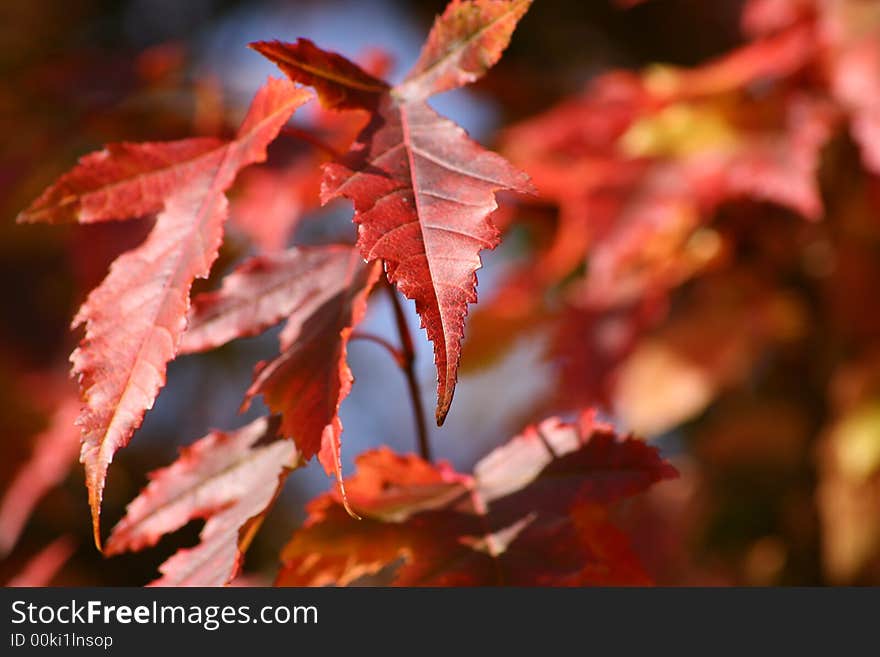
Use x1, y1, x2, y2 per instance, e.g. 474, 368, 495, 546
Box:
385, 281, 433, 462
350, 331, 405, 367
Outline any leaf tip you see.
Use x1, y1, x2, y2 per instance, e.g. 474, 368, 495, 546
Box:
338, 479, 362, 521
435, 396, 452, 427
89, 502, 104, 554
85, 462, 106, 553
248, 40, 273, 55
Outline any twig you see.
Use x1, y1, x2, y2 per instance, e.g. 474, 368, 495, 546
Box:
350, 331, 405, 367
385, 281, 433, 462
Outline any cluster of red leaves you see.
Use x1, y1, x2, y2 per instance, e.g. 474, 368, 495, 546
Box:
9, 0, 678, 587
9, 0, 879, 586
16, 0, 538, 550
278, 412, 675, 586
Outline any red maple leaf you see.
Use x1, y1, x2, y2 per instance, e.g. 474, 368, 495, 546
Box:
252, 0, 535, 426
18, 78, 313, 548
